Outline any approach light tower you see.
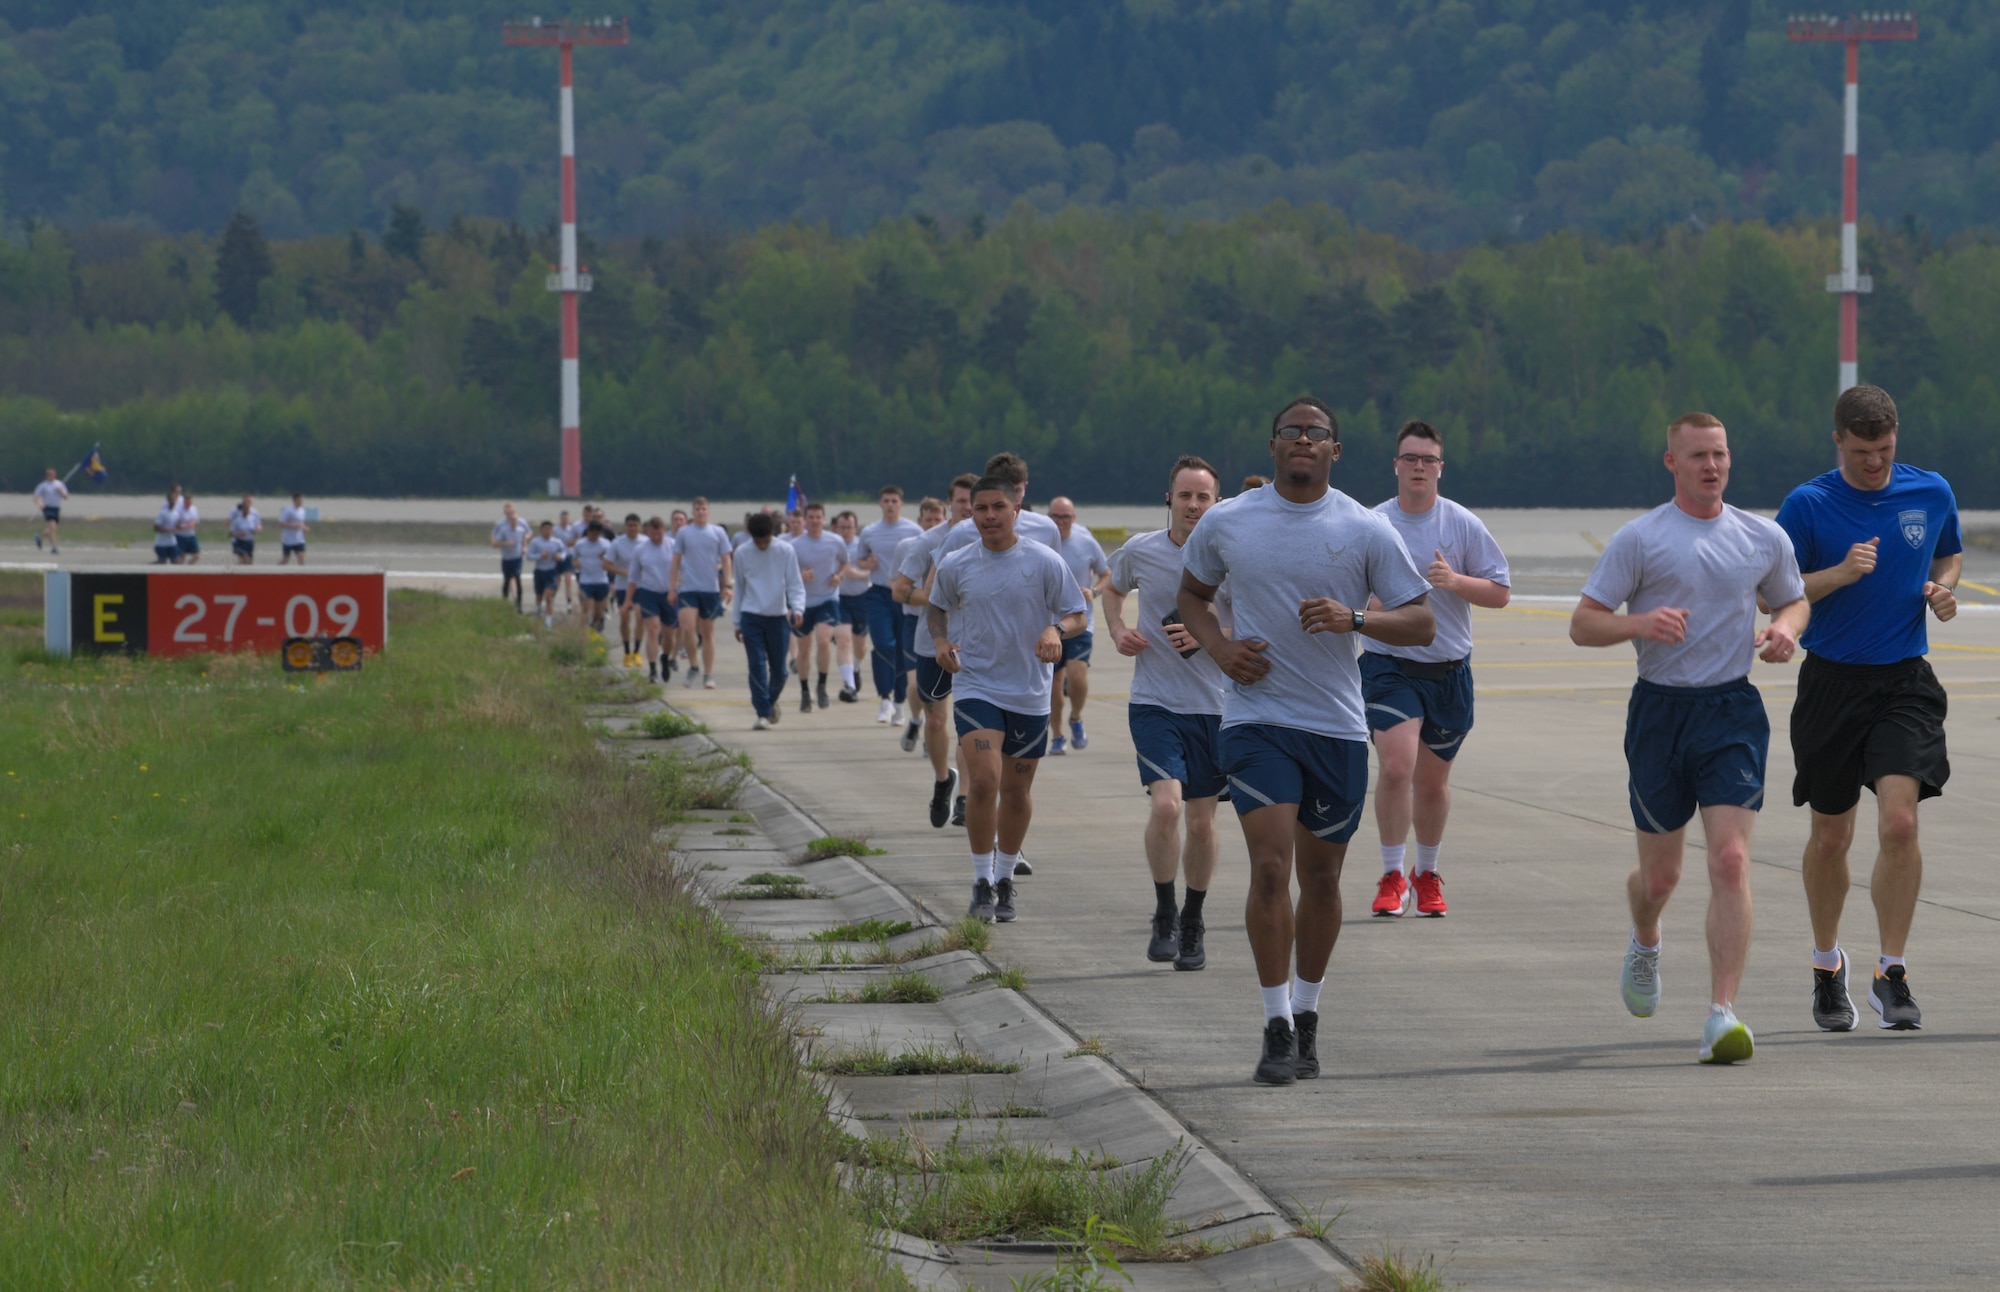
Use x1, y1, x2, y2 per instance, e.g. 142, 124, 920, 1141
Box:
1787, 12, 1918, 394
503, 16, 629, 499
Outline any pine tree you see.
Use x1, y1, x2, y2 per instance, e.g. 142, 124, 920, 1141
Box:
383, 205, 428, 266
214, 210, 274, 328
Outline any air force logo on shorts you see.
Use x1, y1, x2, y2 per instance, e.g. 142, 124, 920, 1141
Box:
1900, 509, 1928, 549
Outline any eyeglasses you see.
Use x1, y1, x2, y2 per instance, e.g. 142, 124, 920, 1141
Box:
1396, 453, 1443, 466
1275, 424, 1334, 443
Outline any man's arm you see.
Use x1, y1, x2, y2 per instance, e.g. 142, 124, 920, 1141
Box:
1179, 570, 1268, 684
1101, 583, 1149, 656
667, 549, 682, 597
1926, 551, 1961, 621
1801, 538, 1880, 602
1570, 595, 1689, 647
1057, 610, 1088, 639
1755, 597, 1809, 662
719, 548, 735, 602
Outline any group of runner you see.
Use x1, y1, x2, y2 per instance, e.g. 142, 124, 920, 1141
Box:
26, 475, 314, 566
495, 380, 1958, 1084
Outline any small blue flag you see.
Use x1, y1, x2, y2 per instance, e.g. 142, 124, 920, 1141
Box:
785, 475, 804, 513
72, 444, 108, 484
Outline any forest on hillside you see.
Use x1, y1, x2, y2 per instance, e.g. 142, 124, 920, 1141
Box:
0, 1, 1995, 246
0, 205, 1991, 507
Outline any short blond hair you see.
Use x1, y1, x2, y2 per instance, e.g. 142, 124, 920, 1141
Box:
1668, 411, 1724, 445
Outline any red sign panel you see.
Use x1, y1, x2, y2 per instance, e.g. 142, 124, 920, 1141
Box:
139, 572, 387, 657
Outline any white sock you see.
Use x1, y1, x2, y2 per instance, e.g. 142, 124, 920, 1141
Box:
1380, 843, 1406, 876
1878, 955, 1906, 974
1414, 842, 1441, 875
972, 852, 995, 884
1812, 945, 1843, 972
1260, 983, 1293, 1023
841, 664, 856, 688
1290, 974, 1324, 1015
996, 850, 1020, 879
1631, 930, 1660, 955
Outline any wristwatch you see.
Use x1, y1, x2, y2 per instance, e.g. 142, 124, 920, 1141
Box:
1351, 607, 1367, 633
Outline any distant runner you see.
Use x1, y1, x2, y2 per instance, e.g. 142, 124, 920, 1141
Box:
491, 503, 531, 611
175, 494, 203, 565
152, 486, 183, 565
894, 474, 978, 828
279, 493, 310, 564
788, 502, 853, 712
733, 512, 806, 730
32, 468, 66, 554
670, 497, 734, 691
227, 496, 262, 565
1047, 496, 1109, 755
833, 510, 870, 701
526, 520, 567, 627
855, 486, 924, 725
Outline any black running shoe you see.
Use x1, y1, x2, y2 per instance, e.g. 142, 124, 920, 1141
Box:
1253, 1017, 1297, 1086
950, 795, 966, 827
1173, 917, 1206, 972
929, 769, 958, 829
1012, 855, 1032, 877
993, 877, 1017, 923
1812, 951, 1857, 1032
1868, 964, 1922, 1031
968, 878, 996, 922
900, 720, 921, 752
838, 685, 859, 703
1147, 909, 1179, 962
1293, 1009, 1320, 1079
799, 690, 814, 714
817, 681, 830, 709
647, 664, 658, 682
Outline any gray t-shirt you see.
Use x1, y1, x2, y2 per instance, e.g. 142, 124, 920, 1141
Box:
856, 517, 924, 588
673, 522, 732, 593
608, 533, 643, 589
732, 539, 805, 624
940, 510, 1061, 559
572, 536, 613, 584
1107, 527, 1229, 717
526, 535, 566, 571
930, 538, 1091, 714
897, 523, 956, 659
491, 517, 529, 560
1058, 528, 1110, 596
838, 537, 870, 596
1580, 502, 1806, 689
1182, 484, 1431, 742
1364, 496, 1510, 663
894, 534, 933, 620
788, 532, 851, 607
630, 534, 675, 593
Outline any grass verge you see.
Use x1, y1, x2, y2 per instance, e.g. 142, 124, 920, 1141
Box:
636, 709, 708, 739
0, 588, 895, 1288
810, 971, 945, 1005
1350, 1249, 1456, 1291
723, 871, 826, 900
812, 1039, 1022, 1077
803, 834, 885, 860
811, 918, 916, 943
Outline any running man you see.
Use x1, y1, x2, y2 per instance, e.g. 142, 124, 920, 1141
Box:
1048, 496, 1109, 755
1178, 397, 1435, 1086
1103, 455, 1228, 970
892, 497, 948, 751
1775, 384, 1960, 1033
279, 493, 309, 564
834, 510, 870, 701
670, 497, 734, 690
855, 486, 925, 724
572, 519, 615, 632
176, 494, 203, 565
491, 503, 531, 611
152, 487, 183, 565
227, 496, 262, 565
526, 520, 567, 627
929, 476, 1090, 924
789, 502, 853, 713
32, 468, 66, 553
610, 513, 646, 666
1572, 412, 1807, 1064
555, 508, 579, 610
733, 512, 806, 730
895, 475, 978, 827
630, 516, 677, 683
1364, 420, 1512, 919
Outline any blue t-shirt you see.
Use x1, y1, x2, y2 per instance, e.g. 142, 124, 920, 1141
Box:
1775, 463, 1961, 665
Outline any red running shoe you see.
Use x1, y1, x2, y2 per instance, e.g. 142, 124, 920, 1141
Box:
1371, 870, 1410, 917
1412, 870, 1448, 917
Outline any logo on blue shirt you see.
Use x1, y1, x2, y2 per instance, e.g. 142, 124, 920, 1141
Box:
1898, 510, 1927, 549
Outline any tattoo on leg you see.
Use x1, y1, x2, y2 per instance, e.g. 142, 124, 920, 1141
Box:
1013, 761, 1032, 774
974, 738, 993, 751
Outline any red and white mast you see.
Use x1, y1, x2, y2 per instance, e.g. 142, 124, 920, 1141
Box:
503, 17, 629, 498
1788, 12, 1918, 394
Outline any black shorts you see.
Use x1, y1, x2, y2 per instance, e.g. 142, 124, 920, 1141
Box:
41, 506, 59, 522
1790, 653, 1949, 815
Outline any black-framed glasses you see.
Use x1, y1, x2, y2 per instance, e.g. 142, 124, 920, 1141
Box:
1275, 424, 1334, 443
1396, 453, 1443, 466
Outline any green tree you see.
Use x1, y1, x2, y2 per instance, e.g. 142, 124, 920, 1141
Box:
214, 210, 274, 329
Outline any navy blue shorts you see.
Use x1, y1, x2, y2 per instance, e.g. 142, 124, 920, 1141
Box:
633, 588, 670, 620
680, 590, 723, 620
915, 654, 953, 703
41, 506, 59, 522
282, 542, 305, 555
1219, 723, 1369, 842
1061, 629, 1093, 664
1361, 652, 1476, 761
1131, 704, 1226, 800
580, 581, 610, 602
230, 539, 254, 558
558, 556, 575, 575
1624, 677, 1769, 834
502, 557, 523, 579
954, 698, 1050, 759
840, 594, 869, 632
153, 544, 180, 564
533, 568, 559, 595
793, 599, 839, 638
176, 534, 200, 555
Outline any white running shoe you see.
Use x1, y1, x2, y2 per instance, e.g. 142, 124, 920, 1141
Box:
876, 699, 894, 723
1698, 1005, 1754, 1064
752, 715, 771, 730
890, 702, 908, 726
1621, 941, 1661, 1018
684, 668, 698, 690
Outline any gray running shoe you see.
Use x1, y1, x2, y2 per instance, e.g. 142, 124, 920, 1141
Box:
1253, 1017, 1296, 1086
968, 878, 996, 923
993, 877, 1017, 923
816, 680, 830, 709
1622, 942, 1661, 1018
1699, 1006, 1754, 1064
1812, 952, 1857, 1032
950, 795, 966, 827
1868, 965, 1922, 1030
1293, 1009, 1320, 1079
900, 720, 921, 752
1147, 909, 1179, 962
928, 769, 958, 829
1173, 916, 1206, 971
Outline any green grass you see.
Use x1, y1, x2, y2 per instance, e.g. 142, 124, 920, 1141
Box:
0, 589, 895, 1289
803, 835, 885, 860
811, 1040, 1021, 1077
645, 748, 749, 811
810, 918, 916, 944
723, 871, 825, 900
811, 971, 945, 1005
970, 965, 1030, 992
636, 710, 708, 740
1350, 1250, 1456, 1292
